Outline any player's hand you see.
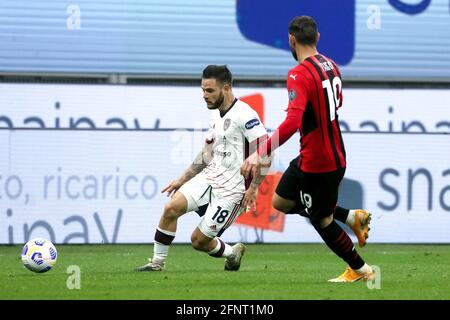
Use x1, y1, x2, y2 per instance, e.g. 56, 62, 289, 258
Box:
242, 184, 258, 212
161, 179, 184, 198
240, 152, 261, 180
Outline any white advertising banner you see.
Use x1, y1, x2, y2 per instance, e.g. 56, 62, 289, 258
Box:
1, 84, 449, 133
1, 84, 449, 244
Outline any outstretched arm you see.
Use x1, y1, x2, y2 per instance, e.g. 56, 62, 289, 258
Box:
161, 142, 213, 197
241, 154, 272, 210
242, 71, 308, 180
241, 135, 272, 210
241, 107, 301, 181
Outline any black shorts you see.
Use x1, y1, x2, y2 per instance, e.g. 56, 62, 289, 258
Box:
275, 156, 345, 222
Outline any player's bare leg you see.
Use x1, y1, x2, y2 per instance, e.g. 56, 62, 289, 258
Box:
273, 193, 311, 218
272, 193, 297, 213
191, 227, 246, 271
191, 228, 219, 252
135, 192, 188, 272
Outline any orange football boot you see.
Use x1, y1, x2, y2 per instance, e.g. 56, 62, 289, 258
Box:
328, 266, 375, 283
351, 210, 371, 247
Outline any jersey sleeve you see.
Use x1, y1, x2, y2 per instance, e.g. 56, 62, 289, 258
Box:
256, 71, 309, 156
287, 70, 309, 112
240, 107, 267, 143
257, 108, 301, 156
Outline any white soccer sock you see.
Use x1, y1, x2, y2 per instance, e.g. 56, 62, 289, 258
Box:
355, 263, 372, 274
153, 242, 169, 262
221, 240, 234, 258
346, 210, 356, 226
208, 238, 233, 258
153, 227, 176, 262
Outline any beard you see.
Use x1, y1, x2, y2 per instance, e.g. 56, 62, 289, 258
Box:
207, 92, 225, 109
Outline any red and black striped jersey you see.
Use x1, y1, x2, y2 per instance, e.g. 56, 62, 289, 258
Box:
258, 54, 346, 173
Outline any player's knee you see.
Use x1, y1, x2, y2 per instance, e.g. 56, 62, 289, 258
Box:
190, 234, 209, 252
310, 214, 332, 229
163, 201, 183, 220
190, 239, 202, 251
190, 233, 200, 250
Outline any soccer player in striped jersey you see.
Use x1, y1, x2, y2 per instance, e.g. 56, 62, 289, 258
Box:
241, 16, 374, 283
136, 65, 270, 272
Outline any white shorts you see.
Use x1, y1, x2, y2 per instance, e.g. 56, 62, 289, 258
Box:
178, 174, 244, 238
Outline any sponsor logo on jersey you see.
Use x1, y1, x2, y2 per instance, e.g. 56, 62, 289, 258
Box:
245, 118, 260, 129
223, 118, 231, 131
289, 89, 297, 101
209, 225, 217, 230
217, 151, 232, 157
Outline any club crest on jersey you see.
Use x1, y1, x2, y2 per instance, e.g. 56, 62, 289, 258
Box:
289, 89, 297, 101
245, 118, 260, 129
223, 118, 231, 131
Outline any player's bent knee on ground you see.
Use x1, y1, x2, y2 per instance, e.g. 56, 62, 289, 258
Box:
190, 233, 212, 252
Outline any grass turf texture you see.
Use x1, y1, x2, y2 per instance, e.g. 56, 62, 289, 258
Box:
1, 244, 449, 300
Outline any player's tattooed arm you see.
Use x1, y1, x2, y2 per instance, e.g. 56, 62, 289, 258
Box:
241, 135, 271, 209
249, 154, 272, 188
248, 134, 271, 188
180, 142, 213, 183
241, 154, 271, 210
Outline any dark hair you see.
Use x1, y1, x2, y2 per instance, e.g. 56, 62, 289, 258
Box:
202, 65, 233, 86
288, 16, 318, 46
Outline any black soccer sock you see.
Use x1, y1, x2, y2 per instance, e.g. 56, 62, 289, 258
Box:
333, 206, 349, 223
313, 220, 364, 270
154, 228, 175, 245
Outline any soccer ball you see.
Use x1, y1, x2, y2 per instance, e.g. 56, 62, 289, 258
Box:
21, 238, 58, 273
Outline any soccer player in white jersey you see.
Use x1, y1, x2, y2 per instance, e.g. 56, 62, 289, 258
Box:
136, 65, 270, 272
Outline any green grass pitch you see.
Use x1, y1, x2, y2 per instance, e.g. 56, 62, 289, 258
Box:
1, 243, 449, 300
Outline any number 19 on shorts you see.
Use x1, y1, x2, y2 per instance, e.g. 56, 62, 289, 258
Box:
300, 191, 312, 208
